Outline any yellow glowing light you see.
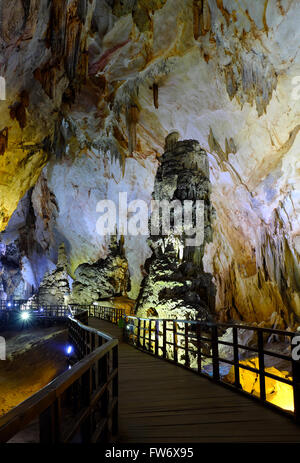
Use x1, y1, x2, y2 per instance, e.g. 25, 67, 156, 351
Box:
224, 357, 294, 412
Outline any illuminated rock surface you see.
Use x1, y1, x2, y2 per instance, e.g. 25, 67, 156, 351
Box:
0, 1, 299, 324
70, 237, 130, 304
136, 138, 215, 319
32, 243, 71, 305
224, 357, 294, 412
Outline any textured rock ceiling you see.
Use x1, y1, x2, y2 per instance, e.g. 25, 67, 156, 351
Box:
0, 0, 299, 325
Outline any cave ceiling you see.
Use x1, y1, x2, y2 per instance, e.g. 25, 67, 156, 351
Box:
0, 0, 299, 324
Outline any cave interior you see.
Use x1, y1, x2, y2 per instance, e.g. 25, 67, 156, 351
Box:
0, 0, 300, 430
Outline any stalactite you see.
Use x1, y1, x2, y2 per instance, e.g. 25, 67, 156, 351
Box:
0, 127, 8, 156
153, 83, 159, 109
216, 0, 231, 26
65, 15, 82, 81
263, 0, 269, 35
9, 90, 29, 129
225, 137, 237, 157
193, 1, 210, 39
127, 104, 139, 155
201, 0, 211, 34
46, 0, 68, 55
193, 0, 201, 40
21, 0, 31, 29
34, 63, 57, 99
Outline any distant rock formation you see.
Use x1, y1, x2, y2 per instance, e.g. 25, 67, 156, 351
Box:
32, 244, 70, 306
70, 237, 130, 305
135, 135, 216, 320
0, 241, 24, 300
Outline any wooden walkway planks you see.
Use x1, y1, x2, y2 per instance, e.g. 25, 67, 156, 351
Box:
89, 319, 300, 443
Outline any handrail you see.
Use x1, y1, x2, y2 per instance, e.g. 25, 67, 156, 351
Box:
124, 315, 296, 337
123, 315, 300, 424
0, 304, 125, 330
0, 310, 119, 443
3, 302, 299, 442
88, 305, 126, 325
69, 316, 113, 342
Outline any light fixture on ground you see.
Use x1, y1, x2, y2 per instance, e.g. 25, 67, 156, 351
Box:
66, 345, 73, 355
21, 312, 30, 321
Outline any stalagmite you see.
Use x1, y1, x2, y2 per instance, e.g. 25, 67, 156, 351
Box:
135, 134, 216, 320
164, 131, 180, 151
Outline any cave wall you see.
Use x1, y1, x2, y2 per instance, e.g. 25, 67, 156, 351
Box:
0, 0, 299, 326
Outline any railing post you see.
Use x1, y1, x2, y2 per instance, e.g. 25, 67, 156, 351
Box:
155, 320, 159, 356
257, 330, 266, 402
211, 324, 219, 381
143, 320, 146, 350
149, 320, 152, 352
233, 326, 241, 389
91, 333, 95, 352
112, 343, 119, 437
81, 365, 92, 443
173, 321, 178, 363
112, 345, 119, 437
123, 316, 129, 342
39, 399, 61, 443
99, 353, 108, 386
292, 356, 300, 424
196, 323, 201, 374
137, 318, 141, 348
185, 323, 190, 368
163, 320, 167, 359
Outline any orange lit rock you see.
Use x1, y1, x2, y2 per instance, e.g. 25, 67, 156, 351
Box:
224, 357, 294, 412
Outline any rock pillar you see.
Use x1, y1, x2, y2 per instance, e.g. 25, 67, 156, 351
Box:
136, 135, 216, 320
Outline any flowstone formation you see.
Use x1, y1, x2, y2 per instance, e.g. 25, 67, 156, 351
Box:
70, 237, 130, 305
32, 244, 70, 306
136, 136, 216, 320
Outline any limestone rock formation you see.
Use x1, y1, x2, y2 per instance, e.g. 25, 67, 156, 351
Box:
32, 244, 70, 306
70, 237, 130, 305
136, 137, 215, 320
0, 241, 26, 300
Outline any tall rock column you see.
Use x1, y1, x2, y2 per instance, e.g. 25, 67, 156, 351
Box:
136, 135, 216, 321
33, 244, 71, 306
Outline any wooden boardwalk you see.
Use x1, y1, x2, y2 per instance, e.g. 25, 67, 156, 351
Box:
90, 319, 300, 443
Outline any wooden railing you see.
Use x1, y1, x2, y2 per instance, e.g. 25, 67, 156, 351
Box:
123, 316, 300, 423
0, 309, 118, 443
88, 305, 125, 325
0, 305, 73, 329
0, 300, 28, 310
0, 303, 124, 329
5, 300, 299, 439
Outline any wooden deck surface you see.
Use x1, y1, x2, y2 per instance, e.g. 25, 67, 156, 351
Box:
90, 318, 300, 443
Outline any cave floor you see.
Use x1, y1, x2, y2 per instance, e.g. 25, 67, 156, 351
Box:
90, 319, 300, 443
0, 328, 68, 417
